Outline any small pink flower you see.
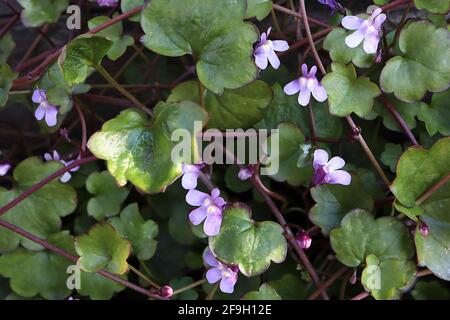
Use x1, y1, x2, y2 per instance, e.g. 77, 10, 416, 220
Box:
238, 166, 253, 181
283, 64, 327, 106
419, 222, 429, 237
341, 6, 386, 54
253, 27, 289, 70
295, 231, 312, 250
44, 151, 80, 183
186, 188, 226, 236
203, 248, 239, 294
32, 89, 58, 127
312, 149, 351, 186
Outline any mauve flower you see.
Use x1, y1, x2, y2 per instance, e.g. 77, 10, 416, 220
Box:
181, 163, 204, 190
32, 89, 58, 127
0, 163, 11, 176
158, 285, 174, 298
341, 6, 387, 54
318, 0, 346, 14
238, 166, 253, 181
419, 222, 429, 237
203, 248, 239, 294
253, 27, 289, 70
312, 149, 351, 186
296, 231, 312, 250
186, 188, 226, 236
283, 64, 327, 106
44, 151, 80, 183
97, 0, 118, 7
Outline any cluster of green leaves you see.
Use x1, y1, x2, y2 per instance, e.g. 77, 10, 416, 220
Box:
0, 0, 449, 301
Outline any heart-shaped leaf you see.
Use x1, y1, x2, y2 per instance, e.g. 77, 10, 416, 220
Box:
0, 232, 73, 300
86, 171, 130, 221
323, 28, 374, 68
87, 102, 207, 194
243, 283, 281, 300
88, 16, 135, 61
414, 0, 450, 14
266, 123, 313, 187
0, 64, 18, 108
75, 223, 131, 274
309, 174, 374, 234
0, 33, 15, 65
330, 209, 415, 299
322, 63, 381, 117
59, 34, 113, 85
361, 254, 416, 300
78, 271, 126, 300
381, 143, 403, 172
17, 0, 69, 27
245, 0, 273, 20
167, 80, 273, 129
411, 281, 450, 300
0, 157, 77, 253
417, 91, 450, 136
390, 137, 450, 217
380, 22, 450, 102
415, 181, 450, 280
141, 0, 258, 94
209, 204, 287, 277
108, 203, 158, 261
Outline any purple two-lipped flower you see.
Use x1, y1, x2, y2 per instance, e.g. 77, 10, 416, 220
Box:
186, 188, 226, 236
342, 6, 387, 54
203, 248, 239, 294
44, 151, 80, 183
238, 166, 254, 181
32, 89, 59, 127
96, 0, 119, 7
312, 149, 351, 187
283, 64, 327, 106
253, 27, 289, 70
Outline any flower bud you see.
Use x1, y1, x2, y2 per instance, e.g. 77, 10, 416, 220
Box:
349, 270, 357, 285
296, 231, 312, 250
238, 166, 253, 181
159, 285, 174, 298
419, 222, 429, 237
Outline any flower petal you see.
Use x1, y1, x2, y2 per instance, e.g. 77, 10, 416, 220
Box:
327, 156, 346, 170
203, 248, 220, 268
206, 268, 222, 284
309, 66, 318, 77
254, 51, 269, 70
45, 106, 58, 127
32, 90, 46, 103
43, 153, 53, 161
298, 88, 311, 106
325, 170, 352, 185
283, 79, 301, 95
189, 207, 207, 225
313, 149, 329, 170
220, 274, 238, 294
182, 172, 199, 190
312, 83, 327, 102
214, 197, 226, 208
342, 16, 363, 30
186, 189, 209, 206
345, 28, 365, 48
267, 49, 280, 69
374, 13, 386, 28
363, 34, 380, 54
34, 105, 46, 121
0, 164, 11, 176
301, 64, 308, 76
272, 40, 289, 52
203, 211, 222, 236
60, 172, 72, 183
